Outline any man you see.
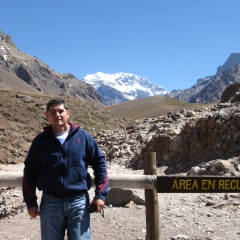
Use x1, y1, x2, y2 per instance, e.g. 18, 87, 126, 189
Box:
22, 98, 109, 240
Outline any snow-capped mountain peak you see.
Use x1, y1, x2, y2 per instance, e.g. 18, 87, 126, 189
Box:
83, 72, 168, 105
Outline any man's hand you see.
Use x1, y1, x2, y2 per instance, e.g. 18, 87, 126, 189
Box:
89, 198, 105, 213
28, 206, 39, 218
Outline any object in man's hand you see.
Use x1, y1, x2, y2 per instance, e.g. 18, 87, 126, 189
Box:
88, 204, 97, 213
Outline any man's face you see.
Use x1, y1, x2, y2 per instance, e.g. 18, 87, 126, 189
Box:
45, 103, 70, 130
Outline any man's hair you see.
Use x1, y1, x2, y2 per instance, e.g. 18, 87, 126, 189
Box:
46, 98, 69, 112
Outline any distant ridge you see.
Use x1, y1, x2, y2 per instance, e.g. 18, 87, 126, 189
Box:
169, 53, 240, 104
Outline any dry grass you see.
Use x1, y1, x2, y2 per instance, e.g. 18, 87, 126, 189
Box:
107, 95, 209, 121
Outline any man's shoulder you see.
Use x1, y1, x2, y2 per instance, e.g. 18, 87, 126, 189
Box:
77, 127, 92, 137
33, 127, 51, 141
68, 123, 95, 140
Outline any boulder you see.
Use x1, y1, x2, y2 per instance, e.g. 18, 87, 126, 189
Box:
105, 188, 145, 206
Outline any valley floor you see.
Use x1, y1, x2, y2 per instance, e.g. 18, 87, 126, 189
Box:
1, 164, 240, 239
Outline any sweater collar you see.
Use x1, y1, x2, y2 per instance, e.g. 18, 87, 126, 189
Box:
43, 122, 79, 133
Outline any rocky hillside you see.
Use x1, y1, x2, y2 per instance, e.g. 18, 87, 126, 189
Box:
0, 30, 102, 103
95, 82, 240, 174
169, 53, 240, 104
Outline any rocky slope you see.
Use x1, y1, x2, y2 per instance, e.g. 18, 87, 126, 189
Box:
95, 82, 240, 175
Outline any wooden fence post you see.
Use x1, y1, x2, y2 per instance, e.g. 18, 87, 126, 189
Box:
144, 152, 160, 240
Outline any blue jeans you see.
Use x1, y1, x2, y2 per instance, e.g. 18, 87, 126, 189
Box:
40, 192, 92, 240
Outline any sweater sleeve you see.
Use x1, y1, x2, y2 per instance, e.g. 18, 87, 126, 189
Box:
22, 138, 39, 209
87, 133, 109, 201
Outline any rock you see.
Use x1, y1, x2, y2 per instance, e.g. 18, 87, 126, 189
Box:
105, 188, 145, 206
16, 94, 33, 103
221, 82, 240, 103
0, 187, 24, 219
187, 158, 240, 176
171, 235, 190, 240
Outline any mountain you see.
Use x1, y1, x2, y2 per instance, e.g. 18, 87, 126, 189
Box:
169, 53, 240, 104
82, 72, 168, 105
0, 29, 102, 104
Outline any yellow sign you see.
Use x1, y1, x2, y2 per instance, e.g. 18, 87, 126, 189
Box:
157, 176, 240, 193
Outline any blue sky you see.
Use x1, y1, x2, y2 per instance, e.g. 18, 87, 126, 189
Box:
0, 0, 239, 92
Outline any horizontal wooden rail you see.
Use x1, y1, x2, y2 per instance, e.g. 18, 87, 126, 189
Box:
0, 172, 157, 189
0, 173, 22, 188
108, 174, 156, 189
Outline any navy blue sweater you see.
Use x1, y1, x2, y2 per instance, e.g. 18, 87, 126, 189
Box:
22, 123, 109, 209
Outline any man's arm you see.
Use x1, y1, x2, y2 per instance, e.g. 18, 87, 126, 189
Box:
22, 139, 39, 211
88, 137, 109, 200
85, 131, 109, 212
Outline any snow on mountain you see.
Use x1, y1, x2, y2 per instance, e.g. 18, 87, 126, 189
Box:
82, 72, 168, 105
